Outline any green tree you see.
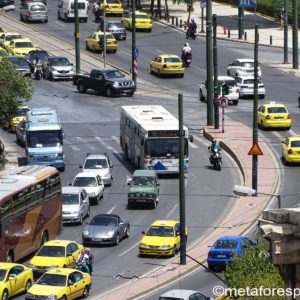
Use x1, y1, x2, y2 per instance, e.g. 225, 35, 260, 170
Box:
0, 58, 33, 127
224, 239, 285, 300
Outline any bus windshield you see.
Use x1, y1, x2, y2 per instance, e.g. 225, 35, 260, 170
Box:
27, 130, 63, 147
144, 138, 188, 158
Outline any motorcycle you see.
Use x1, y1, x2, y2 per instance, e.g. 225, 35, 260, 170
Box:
33, 63, 43, 80
209, 147, 222, 171
186, 27, 196, 40
75, 262, 90, 273
182, 51, 192, 67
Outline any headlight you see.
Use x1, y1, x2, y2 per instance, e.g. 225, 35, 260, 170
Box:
106, 230, 114, 237
128, 193, 135, 198
89, 192, 96, 196
46, 294, 57, 300
82, 229, 89, 236
51, 67, 57, 71
147, 193, 154, 198
112, 82, 119, 88
139, 243, 150, 249
161, 244, 171, 249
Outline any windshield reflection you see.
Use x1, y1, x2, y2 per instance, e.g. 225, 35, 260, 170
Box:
27, 130, 63, 148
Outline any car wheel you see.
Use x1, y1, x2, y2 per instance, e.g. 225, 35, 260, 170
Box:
61, 296, 67, 300
227, 69, 230, 76
171, 245, 177, 257
106, 86, 113, 97
92, 45, 96, 52
157, 69, 161, 77
82, 286, 89, 298
114, 233, 120, 245
125, 226, 130, 238
25, 16, 29, 22
44, 19, 48, 23
64, 14, 68, 22
233, 100, 239, 105
20, 13, 23, 21
96, 194, 100, 204
2, 289, 8, 300
58, 11, 60, 20
150, 66, 154, 75
128, 89, 134, 97
78, 82, 86, 93
85, 42, 89, 50
180, 73, 184, 78
298, 97, 300, 108
25, 279, 32, 292
199, 89, 205, 102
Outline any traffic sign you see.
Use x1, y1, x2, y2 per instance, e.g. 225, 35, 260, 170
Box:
200, 0, 206, 8
218, 96, 228, 108
248, 143, 263, 156
134, 48, 139, 59
239, 0, 256, 9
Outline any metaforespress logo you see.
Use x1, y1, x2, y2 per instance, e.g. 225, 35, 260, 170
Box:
213, 286, 300, 298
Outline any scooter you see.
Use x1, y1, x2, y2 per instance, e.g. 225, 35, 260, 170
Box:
209, 147, 222, 171
182, 51, 192, 67
33, 63, 43, 80
186, 27, 196, 40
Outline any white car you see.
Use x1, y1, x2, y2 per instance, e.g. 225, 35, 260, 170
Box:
227, 58, 262, 78
72, 172, 104, 205
159, 289, 214, 300
236, 75, 265, 99
80, 153, 113, 186
199, 76, 240, 105
62, 186, 90, 224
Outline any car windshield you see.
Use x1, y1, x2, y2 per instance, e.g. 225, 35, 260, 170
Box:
132, 176, 155, 186
0, 269, 7, 281
267, 107, 287, 113
73, 177, 97, 187
63, 194, 79, 205
164, 57, 180, 63
108, 22, 122, 28
146, 226, 174, 237
28, 51, 49, 61
36, 274, 66, 286
213, 240, 238, 249
27, 130, 63, 147
136, 14, 149, 19
49, 57, 71, 66
104, 70, 125, 79
30, 4, 46, 11
36, 245, 65, 257
84, 158, 108, 169
241, 62, 254, 68
90, 216, 117, 226
243, 79, 262, 84
6, 34, 22, 41
15, 42, 34, 48
291, 141, 300, 147
16, 107, 29, 116
144, 138, 188, 158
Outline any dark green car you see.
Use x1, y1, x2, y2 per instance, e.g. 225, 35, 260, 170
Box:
127, 170, 159, 209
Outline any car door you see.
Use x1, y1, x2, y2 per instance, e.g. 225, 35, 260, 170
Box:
257, 105, 265, 124
174, 223, 181, 248
7, 266, 25, 296
117, 216, 126, 239
67, 272, 79, 299
282, 138, 289, 157
7, 40, 14, 55
72, 271, 85, 299
81, 189, 89, 218
69, 242, 81, 268
96, 175, 104, 195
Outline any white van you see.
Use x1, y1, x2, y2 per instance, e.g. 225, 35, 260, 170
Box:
58, 0, 88, 22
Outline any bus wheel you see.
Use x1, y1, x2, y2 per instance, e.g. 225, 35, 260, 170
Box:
6, 251, 14, 263
41, 232, 49, 247
2, 289, 8, 300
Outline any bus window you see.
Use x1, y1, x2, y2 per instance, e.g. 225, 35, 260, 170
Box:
0, 199, 13, 239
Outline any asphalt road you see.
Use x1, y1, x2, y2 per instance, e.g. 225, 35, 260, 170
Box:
2, 3, 300, 299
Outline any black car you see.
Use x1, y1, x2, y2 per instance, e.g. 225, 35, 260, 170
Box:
7, 56, 31, 77
0, 0, 14, 9
104, 21, 127, 41
25, 50, 50, 71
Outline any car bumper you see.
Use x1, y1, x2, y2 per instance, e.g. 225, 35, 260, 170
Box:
112, 32, 127, 40
27, 158, 65, 169
107, 45, 118, 51
101, 176, 111, 185
111, 86, 134, 95
136, 24, 152, 30
284, 154, 300, 163
139, 247, 174, 256
263, 120, 291, 128
207, 258, 231, 268
83, 236, 114, 244
128, 198, 155, 205
226, 93, 239, 101
52, 70, 74, 79
63, 215, 80, 222
27, 16, 48, 21
160, 68, 184, 75
240, 88, 265, 96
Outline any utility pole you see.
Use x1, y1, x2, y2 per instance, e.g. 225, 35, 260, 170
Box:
252, 24, 259, 193
201, 6, 205, 33
283, 0, 288, 63
292, 0, 298, 69
206, 0, 213, 126
178, 93, 186, 265
238, 5, 244, 39
131, 1, 137, 88
103, 10, 106, 68
213, 14, 219, 129
74, 0, 80, 73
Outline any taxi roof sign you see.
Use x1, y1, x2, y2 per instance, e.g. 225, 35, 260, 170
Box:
248, 143, 263, 155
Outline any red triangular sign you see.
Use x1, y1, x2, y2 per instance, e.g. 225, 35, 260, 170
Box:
248, 143, 263, 155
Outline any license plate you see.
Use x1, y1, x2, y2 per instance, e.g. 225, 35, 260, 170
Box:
216, 254, 226, 258
274, 117, 283, 119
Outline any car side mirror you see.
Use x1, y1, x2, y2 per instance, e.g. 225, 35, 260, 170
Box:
110, 165, 113, 168
79, 165, 83, 169
68, 183, 72, 186
9, 274, 17, 280
281, 141, 284, 144
157, 183, 160, 186
141, 231, 145, 234
119, 221, 124, 225
127, 177, 132, 185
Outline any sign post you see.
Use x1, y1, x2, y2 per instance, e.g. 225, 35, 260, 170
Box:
200, 0, 206, 33
218, 96, 228, 133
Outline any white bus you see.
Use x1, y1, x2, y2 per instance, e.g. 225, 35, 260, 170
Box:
120, 105, 190, 174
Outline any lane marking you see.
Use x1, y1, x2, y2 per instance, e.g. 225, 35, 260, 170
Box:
95, 136, 123, 160
107, 206, 115, 214
165, 204, 178, 219
54, 21, 66, 27
118, 241, 139, 257
112, 136, 119, 143
156, 49, 166, 54
69, 144, 81, 151
120, 50, 131, 57
189, 141, 198, 149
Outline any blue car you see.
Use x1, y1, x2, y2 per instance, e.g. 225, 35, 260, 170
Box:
207, 235, 254, 270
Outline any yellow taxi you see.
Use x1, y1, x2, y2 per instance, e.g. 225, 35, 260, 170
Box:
0, 32, 22, 48
258, 102, 292, 130
0, 263, 33, 300
122, 11, 152, 32
8, 103, 30, 132
28, 240, 83, 277
139, 220, 187, 257
85, 31, 118, 53
102, 0, 123, 15
150, 54, 185, 78
282, 136, 300, 164
25, 268, 92, 300
0, 47, 8, 60
6, 38, 36, 56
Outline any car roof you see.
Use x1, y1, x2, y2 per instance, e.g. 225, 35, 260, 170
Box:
263, 103, 287, 108
85, 154, 108, 160
13, 38, 33, 43
28, 1, 46, 5
74, 172, 98, 178
45, 267, 78, 275
151, 220, 178, 227
1, 32, 21, 36
0, 262, 25, 270
288, 136, 300, 141
133, 170, 156, 177
48, 56, 69, 60
62, 186, 83, 194
216, 235, 247, 241
160, 289, 200, 298
217, 76, 235, 80
43, 240, 78, 247
159, 54, 180, 58
235, 58, 254, 62
92, 213, 120, 219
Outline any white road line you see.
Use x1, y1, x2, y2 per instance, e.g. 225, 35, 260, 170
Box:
70, 144, 81, 151
156, 49, 166, 54
120, 50, 131, 57
289, 129, 297, 136
107, 206, 115, 214
55, 21, 66, 27
89, 146, 97, 151
189, 141, 198, 148
118, 241, 140, 257
112, 136, 119, 143
95, 137, 123, 160
165, 204, 178, 219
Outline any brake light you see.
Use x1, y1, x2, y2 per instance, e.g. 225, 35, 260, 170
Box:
163, 64, 167, 68
57, 153, 64, 157
259, 84, 264, 87
28, 155, 34, 159
288, 149, 293, 154
208, 251, 212, 258
182, 63, 184, 68
241, 85, 248, 88
287, 114, 291, 119
266, 115, 271, 120
28, 12, 31, 16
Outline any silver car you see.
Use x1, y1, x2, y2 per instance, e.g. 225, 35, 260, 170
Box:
62, 186, 90, 225
82, 214, 130, 245
20, 2, 48, 23
43, 56, 74, 81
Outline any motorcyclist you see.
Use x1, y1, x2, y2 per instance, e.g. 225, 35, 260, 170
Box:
32, 55, 41, 76
76, 248, 90, 273
182, 42, 192, 60
208, 139, 221, 164
187, 18, 197, 38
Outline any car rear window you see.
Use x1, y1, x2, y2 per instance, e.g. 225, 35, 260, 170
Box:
267, 107, 287, 113
164, 57, 181, 63
213, 240, 238, 249
218, 79, 236, 86
243, 79, 262, 84
291, 141, 300, 147
241, 62, 254, 68
30, 4, 46, 11
71, 2, 85, 9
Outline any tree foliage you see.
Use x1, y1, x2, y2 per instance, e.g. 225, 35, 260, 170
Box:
224, 239, 285, 300
0, 58, 33, 126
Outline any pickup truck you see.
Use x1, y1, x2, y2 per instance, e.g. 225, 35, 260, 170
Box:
72, 68, 135, 97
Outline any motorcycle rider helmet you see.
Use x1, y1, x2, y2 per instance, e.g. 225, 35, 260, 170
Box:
191, 18, 194, 22
212, 139, 217, 144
